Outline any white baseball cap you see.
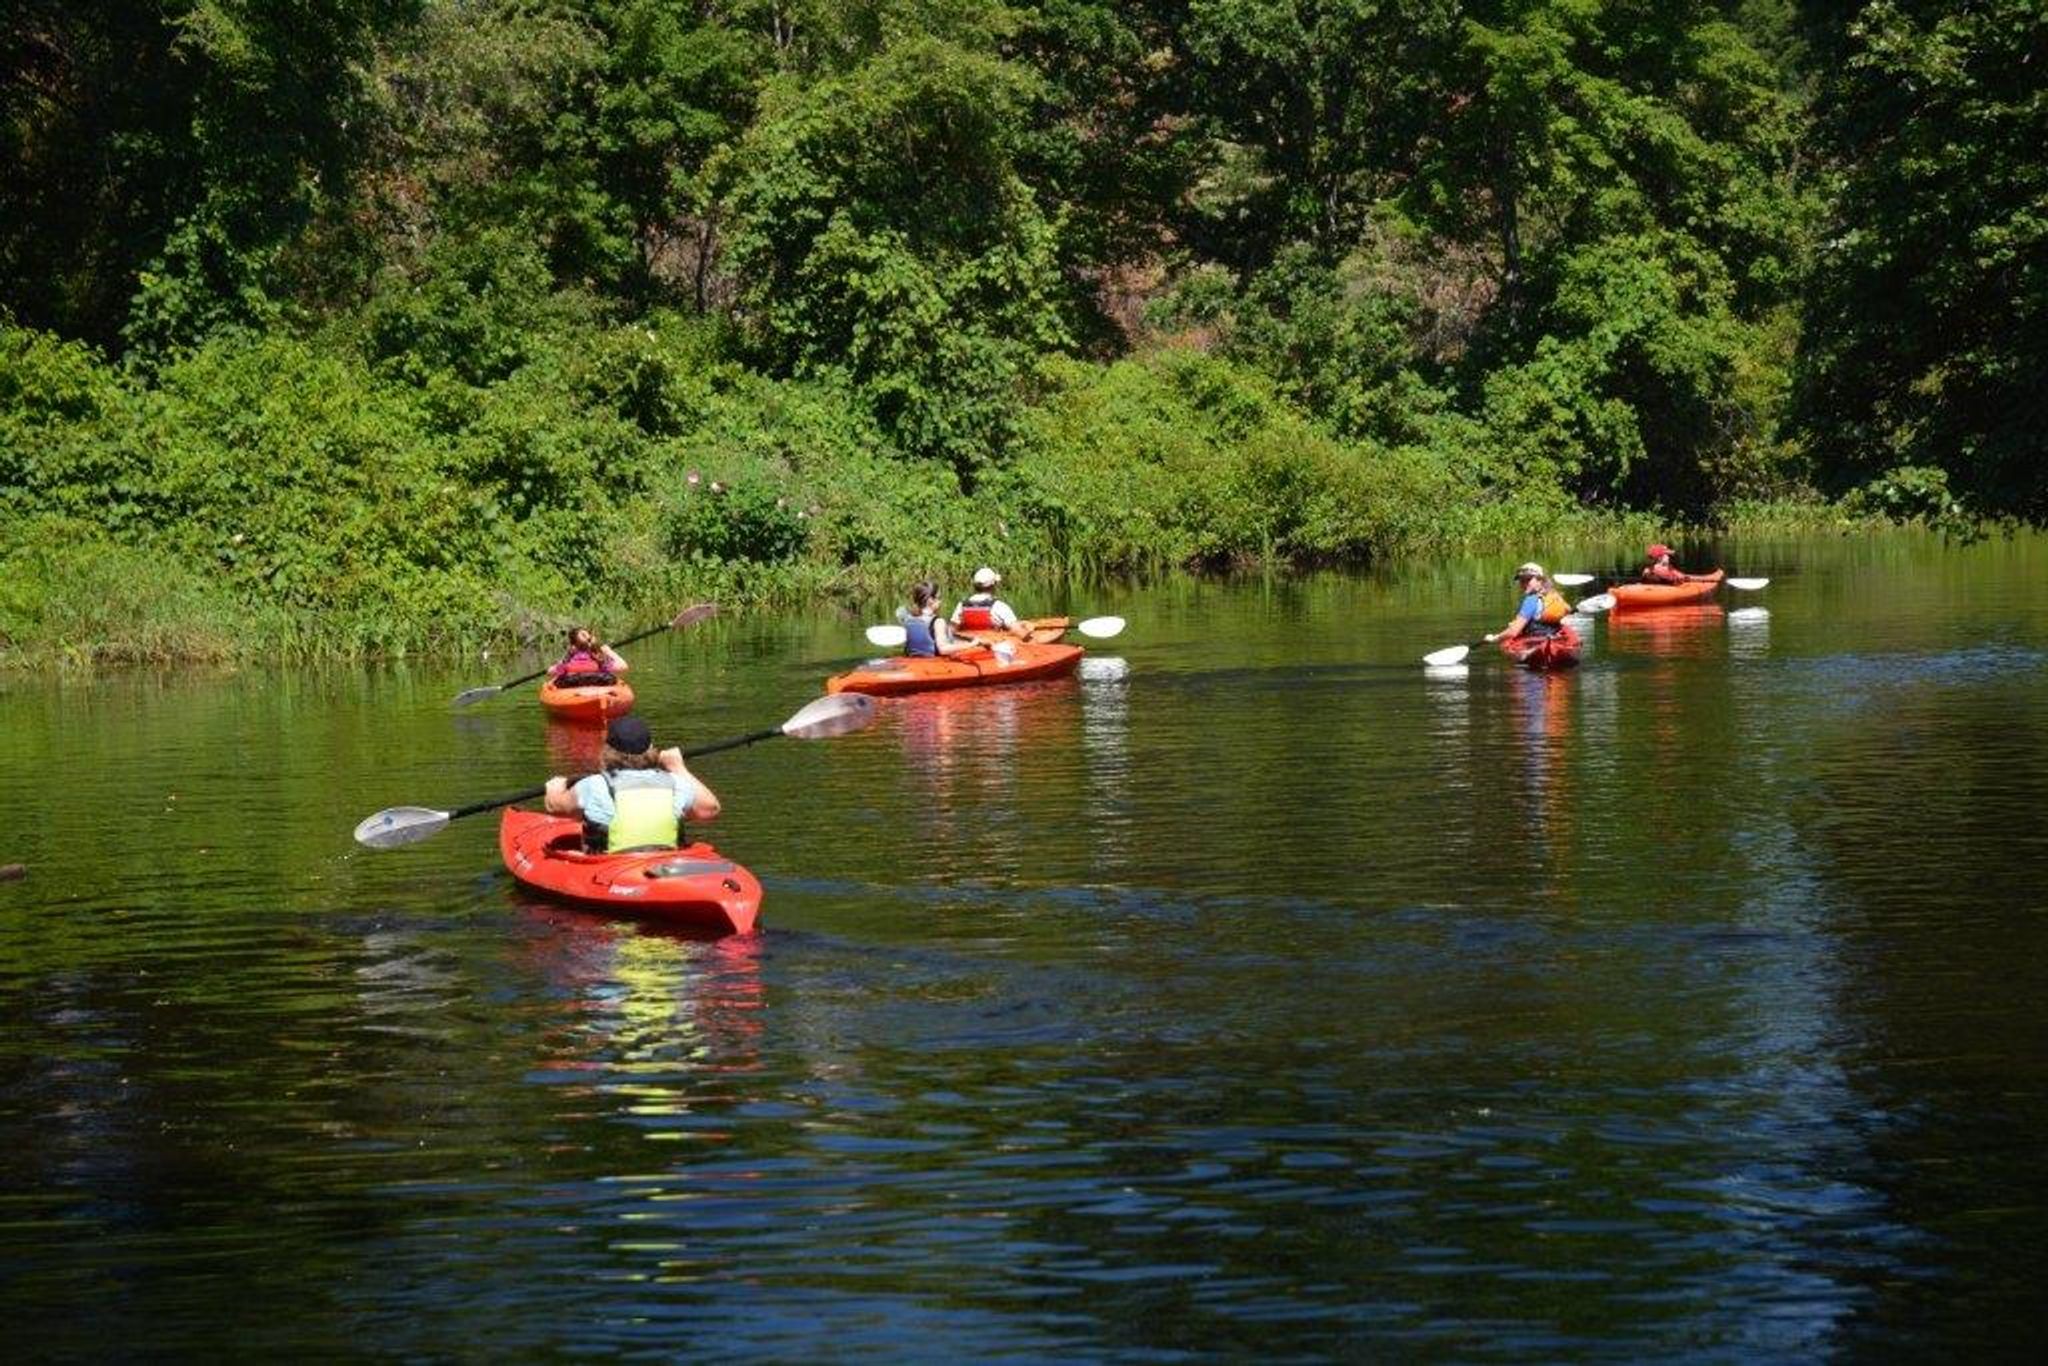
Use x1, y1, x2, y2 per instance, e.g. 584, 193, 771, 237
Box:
1512, 562, 1546, 581
972, 567, 1000, 588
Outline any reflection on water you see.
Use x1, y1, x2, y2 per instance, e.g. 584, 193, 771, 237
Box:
4, 531, 2048, 1355
1606, 603, 1728, 657
542, 718, 605, 775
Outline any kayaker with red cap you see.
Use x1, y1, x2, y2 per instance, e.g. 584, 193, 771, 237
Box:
544, 714, 720, 852
899, 580, 977, 658
952, 567, 1031, 639
1641, 543, 1696, 585
1487, 562, 1571, 647
550, 626, 628, 685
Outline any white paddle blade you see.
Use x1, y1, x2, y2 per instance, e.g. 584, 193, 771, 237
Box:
1423, 644, 1472, 667
1574, 593, 1616, 614
781, 693, 878, 740
1075, 615, 1126, 639
865, 624, 908, 647
1726, 577, 1770, 591
1551, 573, 1596, 587
354, 807, 453, 850
451, 685, 501, 708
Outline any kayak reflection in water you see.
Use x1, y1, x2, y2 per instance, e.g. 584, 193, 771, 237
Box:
1487, 562, 1571, 647
544, 714, 721, 853
899, 580, 978, 658
952, 566, 1032, 640
1640, 541, 1699, 585
550, 625, 629, 686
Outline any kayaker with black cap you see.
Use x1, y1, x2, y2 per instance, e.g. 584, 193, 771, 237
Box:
1640, 543, 1696, 585
952, 567, 1031, 639
899, 580, 977, 658
544, 714, 721, 852
1486, 562, 1571, 647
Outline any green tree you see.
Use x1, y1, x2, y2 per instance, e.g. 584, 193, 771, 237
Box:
1795, 0, 2048, 522
712, 36, 1069, 478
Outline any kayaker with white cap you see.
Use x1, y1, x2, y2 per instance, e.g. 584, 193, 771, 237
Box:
1486, 562, 1571, 648
544, 714, 721, 852
952, 566, 1031, 639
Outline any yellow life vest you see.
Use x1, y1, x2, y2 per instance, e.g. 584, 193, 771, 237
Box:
605, 770, 682, 851
1536, 588, 1570, 624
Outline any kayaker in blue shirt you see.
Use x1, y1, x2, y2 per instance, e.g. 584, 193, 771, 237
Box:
1487, 562, 1571, 645
897, 580, 977, 658
544, 715, 721, 852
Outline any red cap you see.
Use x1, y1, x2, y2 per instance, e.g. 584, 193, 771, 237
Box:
1646, 543, 1673, 560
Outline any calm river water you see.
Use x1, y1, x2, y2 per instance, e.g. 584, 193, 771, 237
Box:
4, 531, 2047, 1357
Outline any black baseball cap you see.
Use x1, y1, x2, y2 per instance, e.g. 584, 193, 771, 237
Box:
605, 715, 653, 753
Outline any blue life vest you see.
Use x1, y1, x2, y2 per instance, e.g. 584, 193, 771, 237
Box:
901, 610, 940, 657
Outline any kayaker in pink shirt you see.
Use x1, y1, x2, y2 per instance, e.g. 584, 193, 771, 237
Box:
1641, 543, 1697, 584
550, 626, 628, 683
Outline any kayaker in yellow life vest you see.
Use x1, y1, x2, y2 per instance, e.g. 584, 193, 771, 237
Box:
1487, 562, 1571, 644
898, 580, 977, 658
951, 567, 1031, 639
543, 715, 720, 853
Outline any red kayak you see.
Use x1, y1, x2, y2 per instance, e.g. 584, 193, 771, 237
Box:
1501, 621, 1582, 671
825, 641, 1083, 696
539, 676, 635, 722
499, 809, 761, 935
1608, 569, 1724, 611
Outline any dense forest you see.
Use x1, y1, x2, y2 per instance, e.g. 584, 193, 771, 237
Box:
2, 1, 2041, 658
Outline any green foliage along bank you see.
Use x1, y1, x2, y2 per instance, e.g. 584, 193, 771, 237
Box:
3, 1, 2039, 662
1, 314, 1634, 662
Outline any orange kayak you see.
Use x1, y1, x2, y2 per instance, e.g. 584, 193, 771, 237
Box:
499, 809, 761, 935
1501, 622, 1582, 671
539, 677, 635, 722
1608, 569, 1724, 611
826, 641, 1083, 696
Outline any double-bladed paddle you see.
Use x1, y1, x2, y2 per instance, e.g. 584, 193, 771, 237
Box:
863, 615, 1127, 649
451, 603, 718, 708
1422, 594, 1614, 668
355, 692, 876, 849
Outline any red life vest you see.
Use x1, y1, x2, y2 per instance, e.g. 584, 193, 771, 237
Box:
954, 594, 998, 631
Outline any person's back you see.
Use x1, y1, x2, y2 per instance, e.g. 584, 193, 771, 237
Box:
903, 579, 971, 657
545, 715, 720, 852
952, 566, 1027, 636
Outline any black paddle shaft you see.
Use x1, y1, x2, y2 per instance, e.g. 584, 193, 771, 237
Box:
442, 727, 783, 822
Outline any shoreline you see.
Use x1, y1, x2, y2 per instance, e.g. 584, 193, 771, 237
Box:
0, 499, 1886, 669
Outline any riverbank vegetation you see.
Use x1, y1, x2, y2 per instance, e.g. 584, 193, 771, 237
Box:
3, 1, 2037, 661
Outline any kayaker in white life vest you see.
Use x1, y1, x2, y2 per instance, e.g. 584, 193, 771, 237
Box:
544, 714, 720, 852
1487, 562, 1571, 644
899, 580, 976, 658
951, 567, 1031, 639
